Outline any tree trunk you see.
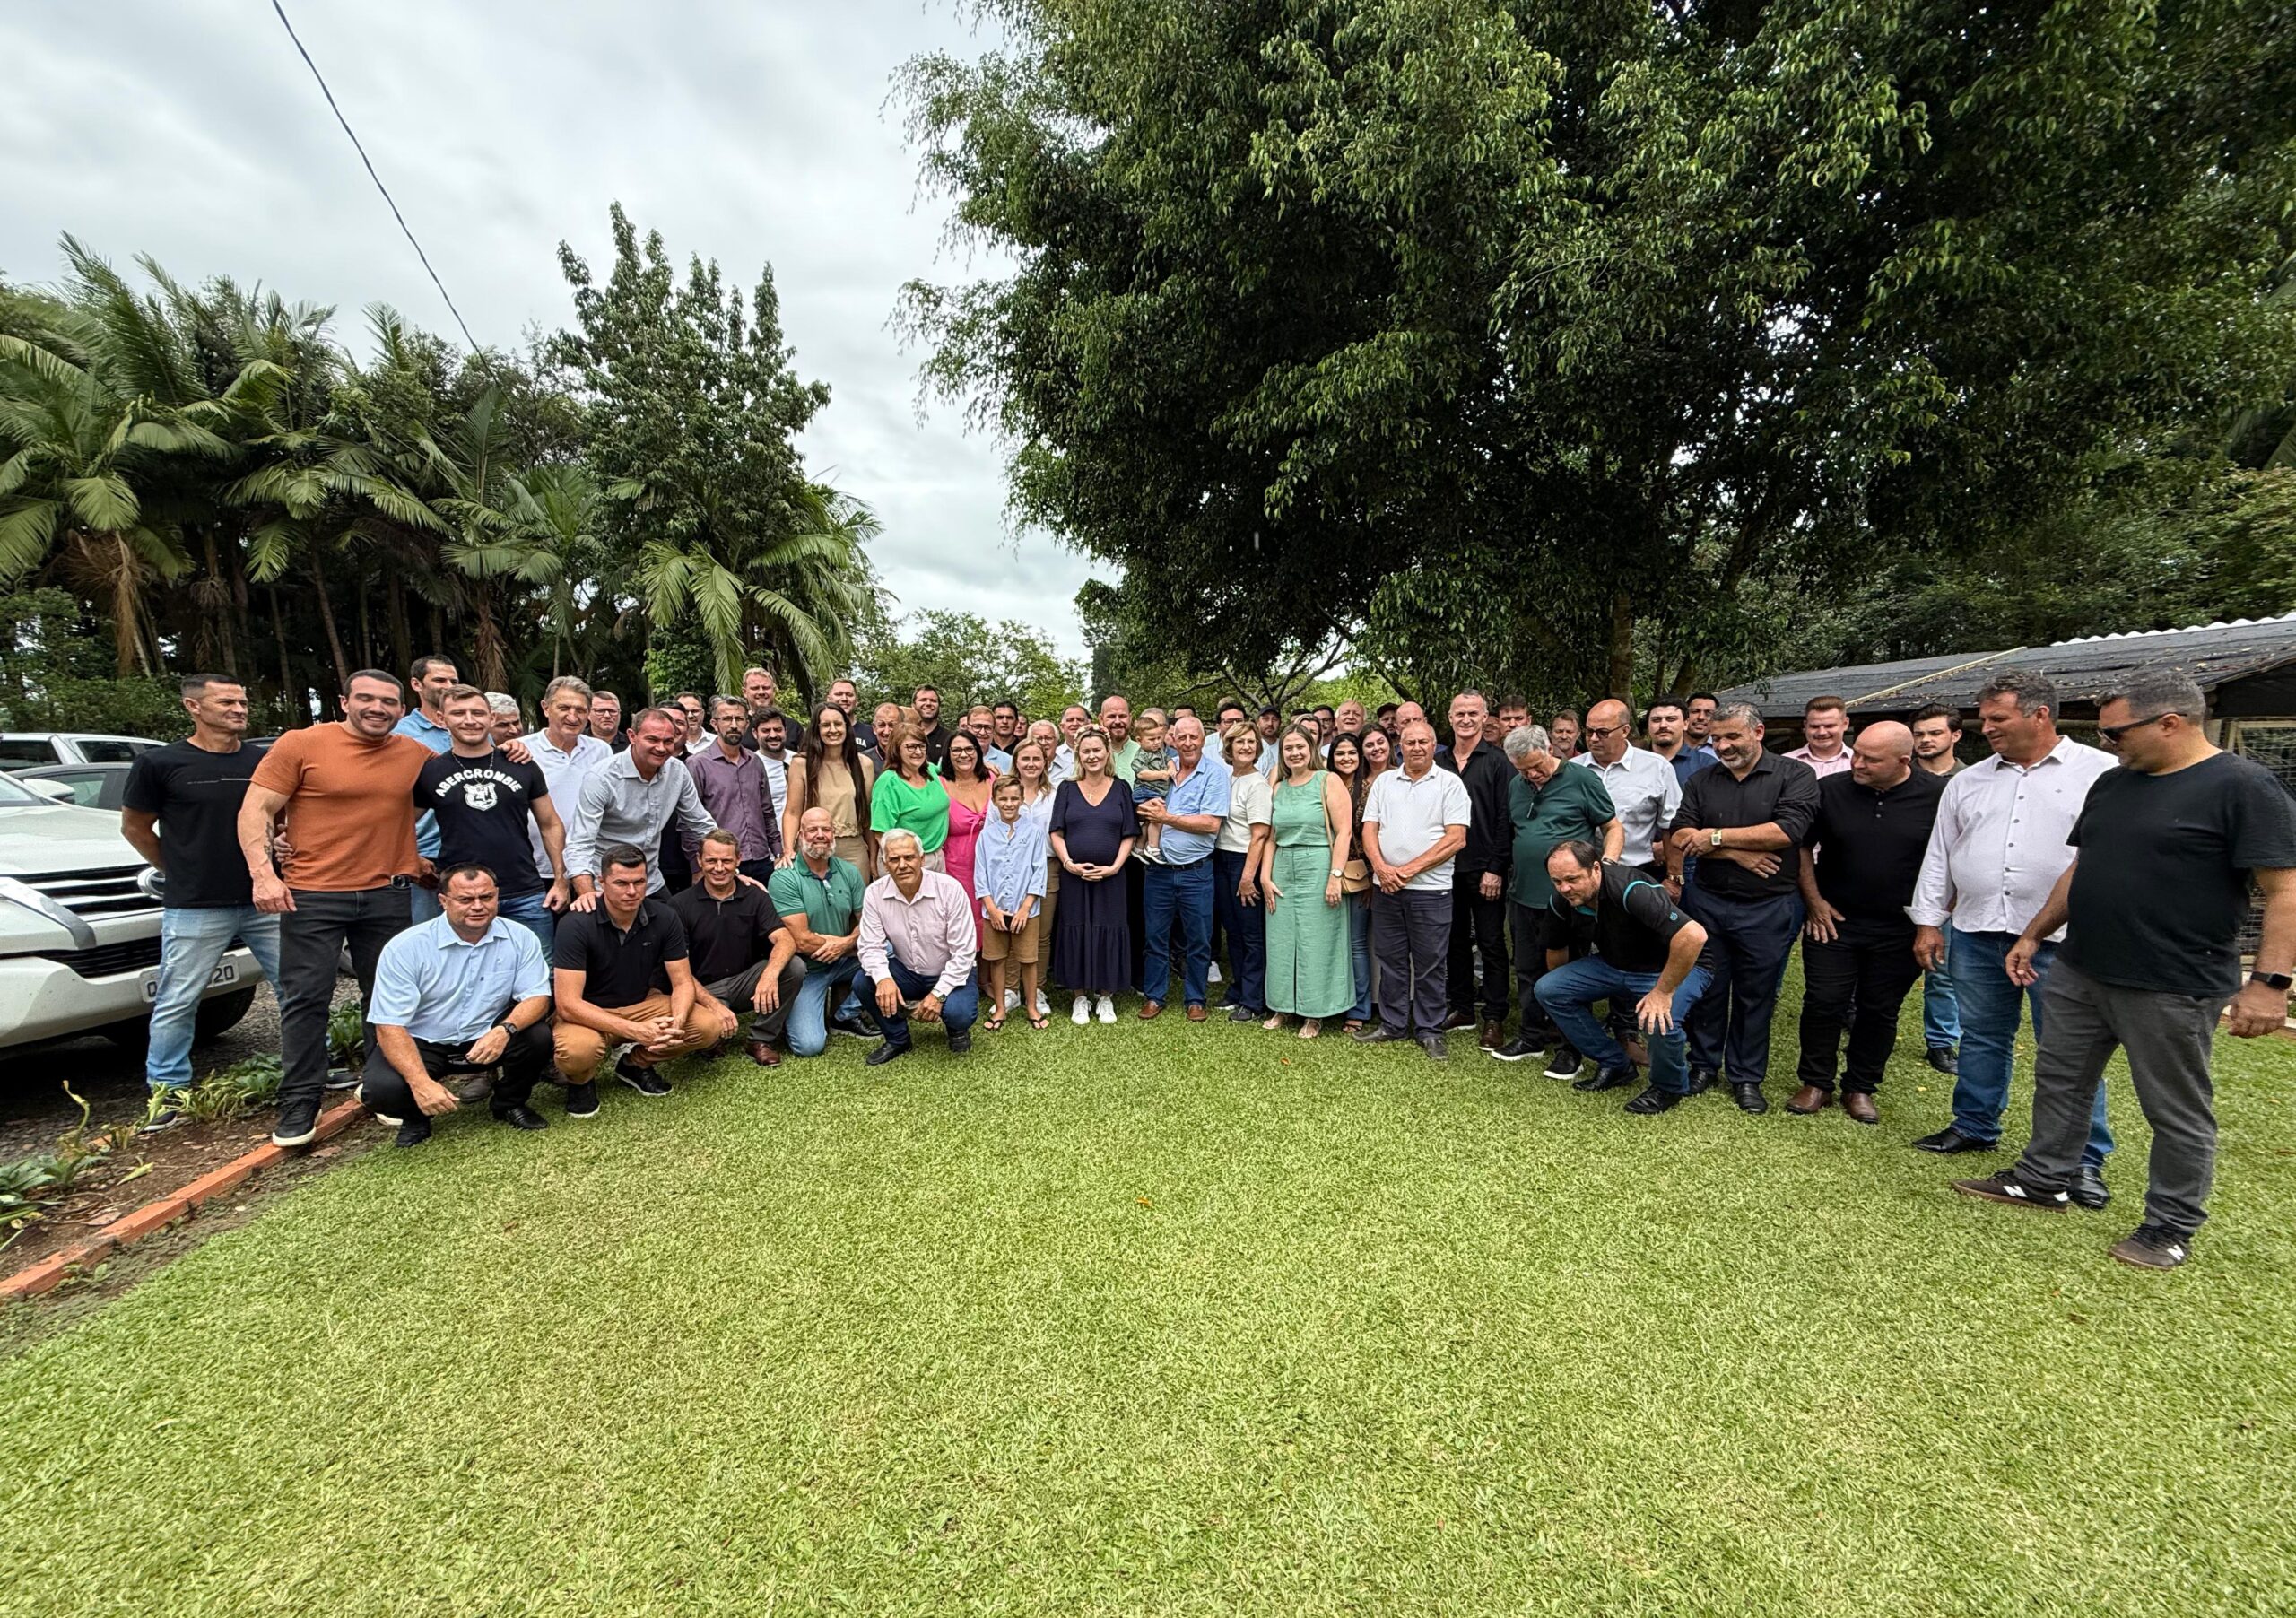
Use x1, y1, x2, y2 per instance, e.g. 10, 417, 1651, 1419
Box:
269, 586, 294, 726
387, 572, 411, 674
1605, 587, 1636, 703
308, 549, 351, 693
471, 586, 508, 692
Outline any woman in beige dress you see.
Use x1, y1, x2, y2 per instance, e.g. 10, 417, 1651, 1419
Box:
779, 702, 877, 877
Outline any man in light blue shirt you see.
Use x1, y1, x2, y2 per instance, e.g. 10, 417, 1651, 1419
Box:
1135, 715, 1232, 1017
393, 655, 458, 921
361, 862, 554, 1146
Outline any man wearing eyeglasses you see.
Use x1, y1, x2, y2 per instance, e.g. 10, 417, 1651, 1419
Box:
1908, 669, 2116, 1196
1955, 666, 2296, 1269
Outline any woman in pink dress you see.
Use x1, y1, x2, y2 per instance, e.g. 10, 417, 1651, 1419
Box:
939, 730, 996, 947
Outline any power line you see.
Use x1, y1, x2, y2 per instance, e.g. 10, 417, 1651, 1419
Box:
268, 0, 480, 352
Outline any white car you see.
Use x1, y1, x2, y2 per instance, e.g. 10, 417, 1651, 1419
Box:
0, 732, 163, 769
0, 770, 258, 1052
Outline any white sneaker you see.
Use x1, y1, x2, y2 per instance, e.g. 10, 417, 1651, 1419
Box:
1004, 987, 1022, 1013
1034, 989, 1049, 1018
1207, 962, 1222, 984
1072, 995, 1091, 1026
1095, 996, 1117, 1024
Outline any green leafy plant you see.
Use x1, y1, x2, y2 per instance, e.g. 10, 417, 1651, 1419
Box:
326, 1003, 364, 1071
154, 1054, 286, 1127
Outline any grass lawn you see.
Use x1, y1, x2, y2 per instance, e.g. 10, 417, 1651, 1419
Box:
4, 970, 2293, 1616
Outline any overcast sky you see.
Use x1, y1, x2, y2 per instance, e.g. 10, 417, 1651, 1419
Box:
0, 0, 1102, 659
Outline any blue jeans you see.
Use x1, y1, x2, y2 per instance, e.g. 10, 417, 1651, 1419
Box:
1213, 849, 1265, 1014
1947, 926, 2112, 1166
409, 884, 442, 925
497, 889, 555, 953
1345, 892, 1374, 1022
1536, 957, 1711, 1092
1140, 857, 1213, 1006
146, 906, 283, 1092
787, 954, 866, 1057
1922, 963, 1961, 1048
873, 951, 979, 1049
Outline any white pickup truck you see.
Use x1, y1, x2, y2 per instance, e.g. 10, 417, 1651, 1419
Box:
0, 770, 258, 1052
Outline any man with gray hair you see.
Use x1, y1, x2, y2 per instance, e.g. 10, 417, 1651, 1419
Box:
1956, 666, 2296, 1269
564, 706, 717, 903
1489, 722, 1621, 1069
485, 691, 525, 746
857, 827, 980, 1064
1909, 667, 2117, 1197
1665, 702, 1822, 1111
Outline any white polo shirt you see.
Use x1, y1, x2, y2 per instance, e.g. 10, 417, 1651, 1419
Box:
1362, 765, 1473, 892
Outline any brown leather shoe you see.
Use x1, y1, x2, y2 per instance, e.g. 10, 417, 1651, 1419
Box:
1140, 1000, 1164, 1020
1841, 1091, 1880, 1126
744, 1038, 780, 1068
1186, 1003, 1207, 1022
1479, 1021, 1504, 1049
1787, 1084, 1833, 1115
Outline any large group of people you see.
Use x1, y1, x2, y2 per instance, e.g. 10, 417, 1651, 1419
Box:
116, 654, 2294, 1274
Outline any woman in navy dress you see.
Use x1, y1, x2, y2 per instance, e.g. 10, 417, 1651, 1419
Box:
1049, 727, 1138, 1024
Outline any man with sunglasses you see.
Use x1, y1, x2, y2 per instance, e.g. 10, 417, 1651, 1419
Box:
1955, 668, 2296, 1269
1908, 670, 2117, 1194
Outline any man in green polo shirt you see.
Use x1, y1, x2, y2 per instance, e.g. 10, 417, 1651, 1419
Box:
1492, 722, 1623, 1067
768, 806, 874, 1057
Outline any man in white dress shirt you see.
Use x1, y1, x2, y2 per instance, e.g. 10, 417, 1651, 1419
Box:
1571, 699, 1683, 875
521, 676, 613, 886
1908, 669, 2116, 1205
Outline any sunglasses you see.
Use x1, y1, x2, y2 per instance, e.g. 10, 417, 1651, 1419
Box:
2097, 713, 2170, 746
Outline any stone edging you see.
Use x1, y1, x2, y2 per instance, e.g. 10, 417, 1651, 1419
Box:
2, 1100, 368, 1300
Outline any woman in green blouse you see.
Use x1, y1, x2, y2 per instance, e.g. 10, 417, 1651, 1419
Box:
869, 724, 951, 871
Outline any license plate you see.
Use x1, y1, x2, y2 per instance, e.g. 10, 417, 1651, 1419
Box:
142, 961, 239, 1001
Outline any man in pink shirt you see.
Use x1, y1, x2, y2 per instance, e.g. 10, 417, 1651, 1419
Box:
1785, 695, 1854, 779
857, 829, 980, 1064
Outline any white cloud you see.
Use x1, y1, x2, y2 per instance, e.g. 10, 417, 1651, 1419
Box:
0, 0, 1106, 658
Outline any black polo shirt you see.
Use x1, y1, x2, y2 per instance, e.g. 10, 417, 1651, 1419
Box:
1807, 769, 1944, 934
1545, 864, 1694, 973
1438, 740, 1516, 881
1672, 750, 1820, 900
667, 880, 782, 984
552, 900, 688, 1008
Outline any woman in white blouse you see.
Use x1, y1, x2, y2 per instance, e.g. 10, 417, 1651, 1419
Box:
1213, 723, 1274, 1022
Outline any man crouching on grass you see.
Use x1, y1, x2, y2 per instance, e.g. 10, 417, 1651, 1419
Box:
857, 828, 980, 1066
361, 864, 554, 1147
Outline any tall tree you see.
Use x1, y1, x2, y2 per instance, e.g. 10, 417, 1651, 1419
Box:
903, 0, 2296, 701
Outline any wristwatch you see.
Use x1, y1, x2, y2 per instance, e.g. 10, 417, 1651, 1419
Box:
2252, 970, 2293, 992
1330, 868, 1344, 878
1708, 829, 1724, 848
495, 1020, 517, 1037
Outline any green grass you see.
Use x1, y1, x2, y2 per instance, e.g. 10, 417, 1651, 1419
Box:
4, 975, 2293, 1616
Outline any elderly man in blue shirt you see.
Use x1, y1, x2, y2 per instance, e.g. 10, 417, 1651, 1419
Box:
359, 861, 555, 1148
1135, 714, 1232, 1020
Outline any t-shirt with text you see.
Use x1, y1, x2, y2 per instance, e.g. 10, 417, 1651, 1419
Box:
414, 749, 553, 898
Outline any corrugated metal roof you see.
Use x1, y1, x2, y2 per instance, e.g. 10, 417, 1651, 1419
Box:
1719, 612, 2296, 719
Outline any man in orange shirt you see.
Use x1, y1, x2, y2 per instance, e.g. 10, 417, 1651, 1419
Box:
238, 668, 436, 1148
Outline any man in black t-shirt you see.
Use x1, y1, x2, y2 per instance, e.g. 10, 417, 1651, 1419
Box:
121, 674, 283, 1123
415, 686, 570, 952
1789, 723, 1944, 1125
1532, 841, 1711, 1115
1958, 668, 2296, 1270
550, 843, 718, 1117
670, 830, 803, 1067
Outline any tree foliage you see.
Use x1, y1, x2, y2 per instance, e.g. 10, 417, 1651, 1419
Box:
903, 0, 2296, 706
854, 607, 1085, 718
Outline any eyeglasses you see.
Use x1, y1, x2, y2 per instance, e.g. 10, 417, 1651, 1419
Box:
2097, 713, 2170, 746
1584, 723, 1629, 740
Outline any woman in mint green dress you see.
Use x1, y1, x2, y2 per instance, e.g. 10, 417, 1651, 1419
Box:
1257, 725, 1356, 1036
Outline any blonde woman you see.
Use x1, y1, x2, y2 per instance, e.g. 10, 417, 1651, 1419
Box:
1214, 723, 1274, 1022
1048, 727, 1137, 1024
1257, 723, 1355, 1037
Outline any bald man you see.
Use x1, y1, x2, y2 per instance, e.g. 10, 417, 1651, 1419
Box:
1789, 721, 1945, 1124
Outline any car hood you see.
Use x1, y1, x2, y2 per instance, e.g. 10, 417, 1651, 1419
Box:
0, 803, 145, 873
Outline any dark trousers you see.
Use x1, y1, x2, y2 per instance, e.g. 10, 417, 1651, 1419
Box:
360, 1013, 552, 1118
2013, 960, 2230, 1234
277, 884, 413, 1112
1213, 848, 1266, 1014
1371, 888, 1450, 1036
1448, 873, 1509, 1020
1509, 900, 1563, 1045
705, 955, 807, 1043
1683, 886, 1803, 1087
1796, 927, 1924, 1093
1140, 857, 1214, 1006
873, 951, 980, 1048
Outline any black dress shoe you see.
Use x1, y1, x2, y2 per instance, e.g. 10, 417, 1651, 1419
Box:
2071, 1166, 2110, 1211
1623, 1085, 1682, 1115
491, 1103, 548, 1131
1417, 1032, 1450, 1061
1685, 1066, 1718, 1097
1573, 1064, 1638, 1092
394, 1115, 433, 1148
1730, 1082, 1768, 1114
1926, 1045, 1960, 1075
865, 1040, 910, 1066
1352, 1024, 1407, 1044
1442, 1008, 1478, 1031
1910, 1127, 1996, 1154
947, 1031, 973, 1055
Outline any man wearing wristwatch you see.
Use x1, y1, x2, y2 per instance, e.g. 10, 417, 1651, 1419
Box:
1954, 666, 2296, 1270
1665, 703, 1822, 1113
360, 863, 556, 1147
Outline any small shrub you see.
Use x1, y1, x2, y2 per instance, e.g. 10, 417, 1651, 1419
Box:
326, 1003, 365, 1070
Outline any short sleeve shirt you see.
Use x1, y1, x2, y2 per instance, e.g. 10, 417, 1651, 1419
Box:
122, 740, 269, 907
248, 725, 429, 892
370, 914, 551, 1044
415, 749, 552, 897
1505, 765, 1617, 907
552, 900, 689, 1008
767, 856, 867, 941
1545, 864, 1693, 973
668, 881, 784, 984
1363, 766, 1473, 892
